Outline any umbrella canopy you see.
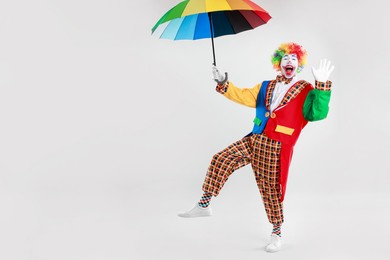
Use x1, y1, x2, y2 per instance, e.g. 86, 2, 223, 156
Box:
151, 0, 271, 65
151, 0, 271, 40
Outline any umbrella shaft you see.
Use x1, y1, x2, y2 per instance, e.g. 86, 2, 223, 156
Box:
208, 13, 216, 66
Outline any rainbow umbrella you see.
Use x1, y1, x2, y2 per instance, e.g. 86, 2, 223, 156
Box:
151, 0, 271, 65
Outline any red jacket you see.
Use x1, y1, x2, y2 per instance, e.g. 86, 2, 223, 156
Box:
262, 81, 313, 201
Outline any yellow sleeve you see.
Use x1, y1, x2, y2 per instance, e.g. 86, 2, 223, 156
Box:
223, 81, 262, 108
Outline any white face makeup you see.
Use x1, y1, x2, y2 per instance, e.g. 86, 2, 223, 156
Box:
280, 54, 299, 78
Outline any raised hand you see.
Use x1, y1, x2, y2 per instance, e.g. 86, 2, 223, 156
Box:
311, 59, 334, 82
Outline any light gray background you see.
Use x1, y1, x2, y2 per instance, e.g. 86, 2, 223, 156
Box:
0, 0, 389, 259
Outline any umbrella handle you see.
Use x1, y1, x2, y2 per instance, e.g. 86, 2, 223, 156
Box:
208, 13, 216, 66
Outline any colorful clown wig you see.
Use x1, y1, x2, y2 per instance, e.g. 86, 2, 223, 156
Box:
271, 43, 308, 73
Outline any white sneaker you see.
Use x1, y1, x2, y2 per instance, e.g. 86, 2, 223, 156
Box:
178, 204, 212, 218
265, 234, 282, 253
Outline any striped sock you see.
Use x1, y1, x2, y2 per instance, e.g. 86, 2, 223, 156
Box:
272, 224, 282, 237
198, 192, 213, 208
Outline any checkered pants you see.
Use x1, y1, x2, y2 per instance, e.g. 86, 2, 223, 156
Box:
202, 134, 284, 225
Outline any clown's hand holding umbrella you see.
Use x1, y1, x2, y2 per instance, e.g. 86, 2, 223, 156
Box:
212, 65, 228, 84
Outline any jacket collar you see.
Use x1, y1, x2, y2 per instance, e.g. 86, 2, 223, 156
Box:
266, 79, 308, 110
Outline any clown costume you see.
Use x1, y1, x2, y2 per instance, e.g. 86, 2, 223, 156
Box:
178, 42, 334, 253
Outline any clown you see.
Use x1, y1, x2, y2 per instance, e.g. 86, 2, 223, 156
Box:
178, 42, 334, 253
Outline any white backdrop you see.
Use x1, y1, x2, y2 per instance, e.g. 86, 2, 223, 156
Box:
0, 0, 389, 259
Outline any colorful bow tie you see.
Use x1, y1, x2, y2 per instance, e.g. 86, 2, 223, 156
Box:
276, 75, 293, 84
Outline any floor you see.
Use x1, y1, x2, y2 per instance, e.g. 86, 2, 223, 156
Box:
2, 178, 389, 260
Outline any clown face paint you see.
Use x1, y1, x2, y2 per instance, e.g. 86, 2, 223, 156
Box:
280, 54, 298, 78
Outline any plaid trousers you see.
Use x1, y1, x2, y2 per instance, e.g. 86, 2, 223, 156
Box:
202, 133, 284, 225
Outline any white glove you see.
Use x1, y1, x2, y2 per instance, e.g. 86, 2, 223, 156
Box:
311, 58, 335, 82
212, 65, 228, 84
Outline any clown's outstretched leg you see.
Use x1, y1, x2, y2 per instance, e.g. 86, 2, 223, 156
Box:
178, 136, 252, 218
